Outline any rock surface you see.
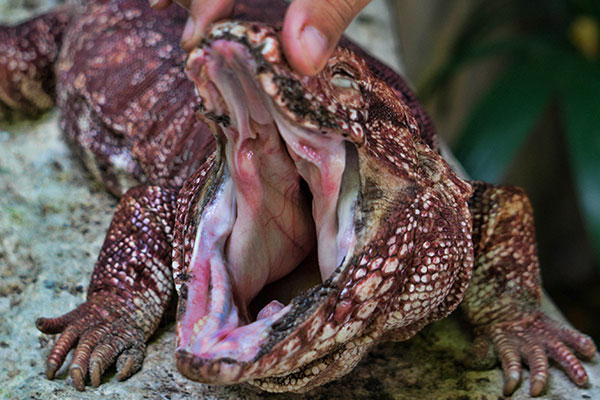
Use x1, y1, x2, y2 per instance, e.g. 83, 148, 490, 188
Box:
0, 1, 598, 399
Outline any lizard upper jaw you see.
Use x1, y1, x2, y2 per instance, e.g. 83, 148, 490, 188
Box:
175, 36, 358, 382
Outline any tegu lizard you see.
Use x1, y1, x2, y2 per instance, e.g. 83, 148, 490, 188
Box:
0, 0, 596, 396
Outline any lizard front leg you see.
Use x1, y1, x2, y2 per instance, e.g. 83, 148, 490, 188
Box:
0, 10, 71, 117
36, 185, 177, 390
462, 181, 596, 396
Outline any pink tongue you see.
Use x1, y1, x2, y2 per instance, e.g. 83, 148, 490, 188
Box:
257, 300, 285, 320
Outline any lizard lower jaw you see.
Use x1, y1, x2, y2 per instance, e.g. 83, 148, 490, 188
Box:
175, 39, 358, 383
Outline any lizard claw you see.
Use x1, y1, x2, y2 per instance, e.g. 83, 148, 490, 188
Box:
36, 292, 147, 390
473, 311, 596, 397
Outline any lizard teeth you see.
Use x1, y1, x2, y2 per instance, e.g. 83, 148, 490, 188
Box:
229, 24, 247, 38
260, 36, 280, 63
247, 25, 268, 44
208, 21, 234, 37
258, 74, 278, 96
208, 21, 247, 39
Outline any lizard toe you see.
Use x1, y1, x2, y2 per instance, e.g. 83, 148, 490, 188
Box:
37, 293, 149, 388
482, 310, 596, 397
36, 308, 80, 334
489, 330, 522, 395
545, 337, 589, 386
69, 364, 86, 391
538, 314, 597, 359
68, 323, 112, 390
38, 302, 106, 381
89, 335, 127, 387
532, 317, 592, 387
116, 345, 145, 381
518, 331, 548, 396
43, 322, 86, 379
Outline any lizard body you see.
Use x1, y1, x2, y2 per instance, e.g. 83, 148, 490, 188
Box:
0, 0, 595, 396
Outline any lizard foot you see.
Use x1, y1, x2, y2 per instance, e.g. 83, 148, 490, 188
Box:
36, 292, 147, 391
473, 311, 596, 397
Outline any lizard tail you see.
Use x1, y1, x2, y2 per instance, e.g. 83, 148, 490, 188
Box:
0, 9, 72, 118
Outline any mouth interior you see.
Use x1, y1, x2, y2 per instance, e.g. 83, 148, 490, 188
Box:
178, 40, 358, 363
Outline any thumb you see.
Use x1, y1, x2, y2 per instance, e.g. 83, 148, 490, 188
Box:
282, 0, 370, 76
181, 0, 235, 52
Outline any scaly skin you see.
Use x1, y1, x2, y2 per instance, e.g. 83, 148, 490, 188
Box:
37, 185, 177, 390
464, 181, 597, 396
1, 0, 595, 396
0, 9, 70, 117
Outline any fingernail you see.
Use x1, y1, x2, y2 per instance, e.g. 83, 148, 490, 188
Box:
182, 16, 195, 43
299, 25, 328, 74
148, 0, 159, 7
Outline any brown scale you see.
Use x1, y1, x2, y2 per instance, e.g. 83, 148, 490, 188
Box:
1, 0, 593, 396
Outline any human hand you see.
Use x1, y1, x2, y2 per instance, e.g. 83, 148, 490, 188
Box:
149, 0, 371, 76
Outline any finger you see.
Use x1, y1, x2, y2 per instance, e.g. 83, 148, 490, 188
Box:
519, 333, 548, 397
181, 0, 235, 52
538, 316, 597, 359
544, 337, 589, 387
69, 324, 111, 391
89, 335, 127, 387
281, 0, 371, 75
148, 0, 173, 10
491, 330, 521, 396
116, 346, 145, 381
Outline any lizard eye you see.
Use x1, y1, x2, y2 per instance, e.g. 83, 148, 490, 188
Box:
327, 62, 364, 109
330, 64, 360, 91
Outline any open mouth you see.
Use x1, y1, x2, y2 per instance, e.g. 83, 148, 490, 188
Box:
175, 25, 360, 383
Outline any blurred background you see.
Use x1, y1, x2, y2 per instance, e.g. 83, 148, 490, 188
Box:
389, 0, 600, 342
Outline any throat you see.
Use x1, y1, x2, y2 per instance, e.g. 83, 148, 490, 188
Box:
272, 112, 358, 280
214, 46, 317, 308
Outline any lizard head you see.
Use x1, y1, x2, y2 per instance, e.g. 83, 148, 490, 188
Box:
172, 21, 473, 392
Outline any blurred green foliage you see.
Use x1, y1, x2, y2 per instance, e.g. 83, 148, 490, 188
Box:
421, 0, 600, 261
